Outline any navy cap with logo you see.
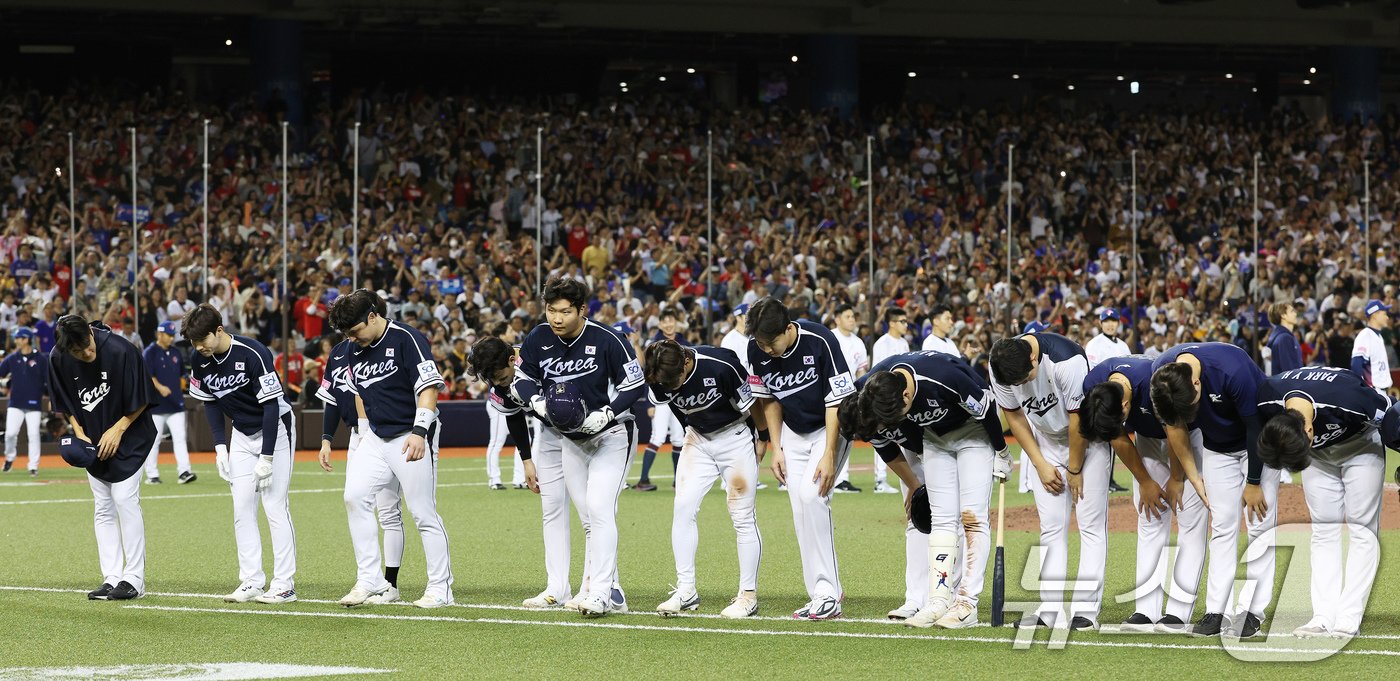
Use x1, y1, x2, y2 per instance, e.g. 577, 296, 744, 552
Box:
59, 436, 98, 469
612, 321, 635, 336
1099, 309, 1120, 322
157, 321, 178, 336
1022, 320, 1048, 334
1365, 300, 1391, 318
733, 303, 750, 317
14, 327, 35, 340
545, 382, 588, 432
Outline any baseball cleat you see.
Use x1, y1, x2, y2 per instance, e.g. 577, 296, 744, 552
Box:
1331, 628, 1358, 640
887, 602, 921, 621
87, 583, 114, 600
413, 593, 454, 609
1070, 616, 1098, 631
904, 600, 951, 629
578, 594, 611, 618
1192, 613, 1226, 637
1120, 613, 1156, 633
522, 591, 566, 609
833, 481, 861, 493
1234, 612, 1263, 638
935, 600, 978, 629
755, 482, 768, 490
365, 586, 401, 605
656, 588, 700, 617
1293, 618, 1331, 638
777, 484, 787, 491
807, 596, 842, 620
178, 471, 197, 484
609, 586, 629, 613
792, 600, 814, 619
29, 469, 36, 477
108, 581, 141, 601
255, 589, 297, 604
873, 481, 899, 494
489, 483, 506, 490
633, 481, 657, 492
2, 460, 11, 472
338, 586, 385, 607
563, 594, 585, 611
147, 477, 162, 485
1015, 615, 1049, 629
1154, 615, 1189, 634
721, 594, 759, 619
512, 483, 527, 490
224, 584, 264, 603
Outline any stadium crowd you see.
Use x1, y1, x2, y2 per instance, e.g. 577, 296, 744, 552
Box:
0, 84, 1397, 404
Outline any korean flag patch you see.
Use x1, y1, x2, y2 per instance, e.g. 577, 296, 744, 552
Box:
386, 348, 395, 358
235, 362, 245, 371
585, 345, 597, 356
803, 355, 815, 366
703, 377, 717, 387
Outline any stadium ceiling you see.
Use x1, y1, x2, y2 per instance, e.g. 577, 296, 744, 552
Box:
2, 0, 1400, 47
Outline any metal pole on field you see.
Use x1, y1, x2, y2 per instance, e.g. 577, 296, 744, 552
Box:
1006, 144, 1014, 335
353, 121, 360, 290
202, 119, 210, 299
130, 127, 139, 334
706, 129, 713, 334
1252, 152, 1260, 362
1364, 159, 1371, 301
536, 126, 543, 296
280, 122, 289, 385
1131, 149, 1137, 335
68, 132, 75, 314
866, 135, 874, 324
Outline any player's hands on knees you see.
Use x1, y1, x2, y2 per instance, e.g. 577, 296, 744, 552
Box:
1138, 479, 1167, 521
1190, 476, 1211, 511
97, 423, 127, 460
813, 454, 836, 496
1164, 476, 1185, 511
1242, 483, 1268, 523
403, 434, 426, 462
1066, 470, 1084, 502
524, 459, 540, 494
318, 441, 334, 472
769, 444, 787, 485
1035, 460, 1064, 495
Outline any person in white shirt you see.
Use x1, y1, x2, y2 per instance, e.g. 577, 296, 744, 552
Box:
831, 304, 869, 493
922, 305, 961, 357
1084, 309, 1132, 369
720, 304, 753, 372
867, 306, 912, 494
1352, 299, 1393, 395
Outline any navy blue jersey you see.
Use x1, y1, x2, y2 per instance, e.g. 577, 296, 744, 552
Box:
346, 321, 445, 439
648, 345, 754, 435
1267, 326, 1303, 375
857, 351, 994, 437
647, 330, 690, 347
868, 420, 925, 463
48, 326, 158, 483
514, 319, 644, 438
143, 343, 186, 414
314, 339, 360, 431
748, 319, 856, 435
189, 335, 291, 436
1083, 355, 1163, 439
1258, 367, 1391, 450
1152, 342, 1264, 453
0, 350, 48, 410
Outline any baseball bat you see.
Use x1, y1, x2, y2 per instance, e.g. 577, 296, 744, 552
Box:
991, 478, 1006, 627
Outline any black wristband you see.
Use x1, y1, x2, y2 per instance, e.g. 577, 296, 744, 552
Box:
757, 428, 770, 442
411, 426, 428, 437
1067, 467, 1082, 475
321, 434, 333, 442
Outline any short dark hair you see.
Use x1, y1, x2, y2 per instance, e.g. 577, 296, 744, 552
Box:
834, 303, 855, 318
182, 304, 224, 343
860, 371, 908, 433
1150, 362, 1199, 427
643, 339, 688, 389
1267, 302, 1295, 326
660, 308, 678, 321
1081, 382, 1127, 442
837, 394, 871, 441
467, 336, 515, 383
930, 304, 953, 318
1258, 410, 1312, 473
541, 277, 589, 310
55, 314, 92, 356
329, 289, 384, 332
883, 307, 907, 325
989, 338, 1034, 385
747, 297, 791, 343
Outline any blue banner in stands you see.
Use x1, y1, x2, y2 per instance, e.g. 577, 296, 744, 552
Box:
116, 204, 151, 225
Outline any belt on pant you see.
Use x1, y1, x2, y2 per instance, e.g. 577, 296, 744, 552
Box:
692, 418, 751, 442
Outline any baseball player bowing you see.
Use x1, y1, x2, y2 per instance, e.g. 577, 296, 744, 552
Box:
988, 331, 1108, 630
317, 325, 407, 605
48, 315, 159, 600
2, 327, 48, 475
745, 298, 856, 620
645, 339, 764, 619
514, 277, 645, 618
184, 305, 299, 605
328, 290, 454, 609
841, 351, 1010, 629
1150, 342, 1272, 638
1080, 356, 1207, 633
1257, 367, 1390, 638
466, 336, 539, 496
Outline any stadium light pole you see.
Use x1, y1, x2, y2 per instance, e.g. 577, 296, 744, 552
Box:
1006, 144, 1013, 335
706, 129, 713, 334
68, 132, 75, 314
353, 121, 360, 290
1130, 149, 1137, 334
536, 126, 543, 296
281, 122, 289, 385
1364, 159, 1371, 300
202, 119, 209, 300
866, 135, 874, 326
130, 127, 139, 334
1253, 152, 1260, 363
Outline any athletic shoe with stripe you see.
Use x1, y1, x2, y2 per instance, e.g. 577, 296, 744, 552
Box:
87, 583, 114, 600
578, 594, 611, 618
887, 602, 921, 621
224, 584, 264, 603
610, 586, 629, 613
1120, 612, 1156, 633
523, 591, 566, 609
721, 594, 759, 619
255, 589, 297, 604
1154, 615, 1189, 634
656, 588, 700, 617
792, 600, 814, 619
108, 581, 141, 601
935, 600, 978, 629
807, 596, 842, 620
905, 599, 951, 628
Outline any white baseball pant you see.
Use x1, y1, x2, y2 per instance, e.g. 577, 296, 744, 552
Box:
348, 428, 404, 572
227, 417, 297, 592
344, 421, 452, 600
873, 451, 889, 487
780, 424, 851, 601
4, 407, 40, 472
485, 406, 525, 486
534, 425, 586, 601
649, 403, 685, 449
672, 421, 762, 593
561, 422, 636, 601
1027, 429, 1111, 624
143, 411, 192, 481
901, 421, 995, 610
1132, 432, 1208, 622
89, 472, 145, 592
1300, 428, 1384, 633
1201, 446, 1280, 617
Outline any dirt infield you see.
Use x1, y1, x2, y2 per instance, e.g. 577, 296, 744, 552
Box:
1002, 483, 1400, 532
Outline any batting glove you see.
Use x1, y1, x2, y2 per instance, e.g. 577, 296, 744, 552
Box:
578, 406, 615, 435
529, 394, 549, 420
215, 444, 232, 483
253, 455, 275, 493
992, 449, 1011, 481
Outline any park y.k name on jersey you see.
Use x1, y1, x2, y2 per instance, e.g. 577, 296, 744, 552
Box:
1258, 367, 1392, 451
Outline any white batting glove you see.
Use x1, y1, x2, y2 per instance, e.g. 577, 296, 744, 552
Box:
529, 394, 548, 419
215, 444, 232, 483
578, 406, 615, 435
253, 455, 275, 493
992, 449, 1011, 481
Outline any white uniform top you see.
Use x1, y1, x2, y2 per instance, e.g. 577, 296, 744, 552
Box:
835, 328, 870, 375
1352, 326, 1393, 391
1084, 333, 1131, 369
990, 333, 1089, 445
871, 333, 911, 365
921, 333, 961, 357
721, 328, 752, 373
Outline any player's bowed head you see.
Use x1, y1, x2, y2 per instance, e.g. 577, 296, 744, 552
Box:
643, 339, 689, 392
55, 314, 97, 362
329, 289, 389, 346
745, 297, 796, 357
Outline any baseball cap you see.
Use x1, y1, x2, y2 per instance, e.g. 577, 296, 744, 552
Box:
59, 436, 97, 469
1099, 309, 1119, 322
1022, 321, 1048, 334
157, 321, 178, 336
1364, 300, 1391, 317
733, 303, 750, 317
1383, 401, 1400, 451
545, 382, 588, 432
612, 321, 635, 336
13, 327, 35, 340
339, 277, 352, 287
